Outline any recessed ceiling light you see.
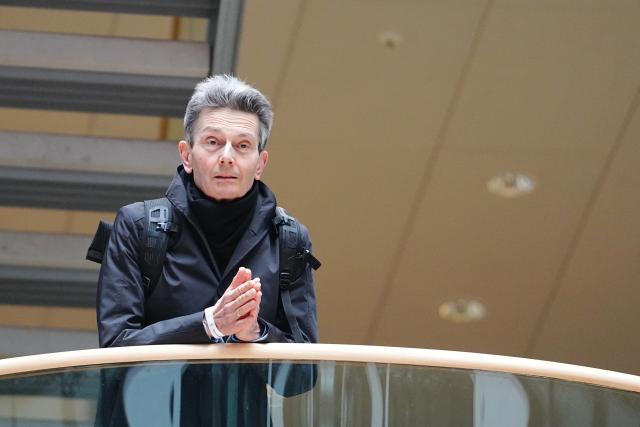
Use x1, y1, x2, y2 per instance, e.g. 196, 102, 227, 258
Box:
438, 298, 486, 323
487, 172, 535, 198
378, 31, 403, 49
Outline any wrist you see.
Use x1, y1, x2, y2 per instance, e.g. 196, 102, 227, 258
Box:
204, 307, 225, 340
235, 321, 261, 342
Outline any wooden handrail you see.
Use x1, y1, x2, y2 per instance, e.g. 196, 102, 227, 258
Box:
1, 343, 639, 393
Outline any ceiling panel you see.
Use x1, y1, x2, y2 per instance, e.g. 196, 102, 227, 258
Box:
0, 305, 95, 331
0, 6, 205, 40
0, 108, 166, 140
0, 30, 209, 77
257, 0, 488, 343
370, 147, 605, 355
0, 7, 122, 36
235, 0, 304, 101
443, 2, 640, 154
0, 108, 92, 136
0, 207, 112, 236
0, 326, 97, 357
531, 93, 640, 374
0, 231, 93, 270
87, 115, 166, 140
495, 0, 637, 7
0, 132, 178, 175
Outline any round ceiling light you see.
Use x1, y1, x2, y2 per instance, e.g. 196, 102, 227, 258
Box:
378, 31, 403, 49
438, 298, 486, 323
486, 172, 535, 198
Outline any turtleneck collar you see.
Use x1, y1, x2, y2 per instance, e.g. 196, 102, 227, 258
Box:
181, 169, 259, 272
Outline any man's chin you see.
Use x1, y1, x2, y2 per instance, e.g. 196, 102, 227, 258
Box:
204, 187, 242, 202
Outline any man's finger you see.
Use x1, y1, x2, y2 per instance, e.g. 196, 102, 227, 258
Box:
215, 301, 253, 336
235, 291, 261, 321
228, 278, 260, 302
217, 299, 259, 335
234, 299, 258, 319
242, 294, 261, 320
220, 283, 259, 317
228, 267, 252, 290
221, 279, 256, 307
248, 290, 261, 310
245, 306, 259, 321
226, 286, 257, 311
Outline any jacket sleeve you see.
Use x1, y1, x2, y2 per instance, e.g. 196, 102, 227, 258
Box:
259, 223, 319, 344
97, 205, 210, 347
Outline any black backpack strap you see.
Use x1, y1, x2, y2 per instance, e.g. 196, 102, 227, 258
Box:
86, 199, 178, 295
86, 220, 114, 264
274, 206, 321, 343
140, 197, 178, 295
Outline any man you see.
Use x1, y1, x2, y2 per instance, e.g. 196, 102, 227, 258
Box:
97, 75, 318, 347
95, 75, 318, 426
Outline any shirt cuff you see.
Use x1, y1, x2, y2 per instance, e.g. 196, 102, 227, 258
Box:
228, 320, 269, 343
203, 307, 225, 340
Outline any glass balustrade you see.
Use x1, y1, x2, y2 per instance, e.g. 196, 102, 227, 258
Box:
0, 346, 638, 426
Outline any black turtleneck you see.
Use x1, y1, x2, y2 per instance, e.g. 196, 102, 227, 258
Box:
183, 172, 259, 274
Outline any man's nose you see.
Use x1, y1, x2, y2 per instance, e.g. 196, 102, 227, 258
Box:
219, 142, 234, 164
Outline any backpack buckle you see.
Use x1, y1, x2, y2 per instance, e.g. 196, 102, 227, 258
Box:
279, 271, 293, 290
155, 221, 176, 232
149, 206, 176, 233
302, 249, 321, 270
289, 250, 322, 271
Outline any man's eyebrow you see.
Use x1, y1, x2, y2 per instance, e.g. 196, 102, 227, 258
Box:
199, 126, 222, 135
199, 126, 257, 141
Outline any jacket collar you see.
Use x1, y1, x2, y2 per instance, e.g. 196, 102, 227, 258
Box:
166, 165, 277, 283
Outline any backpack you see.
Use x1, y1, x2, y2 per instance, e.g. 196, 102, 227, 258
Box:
86, 197, 321, 343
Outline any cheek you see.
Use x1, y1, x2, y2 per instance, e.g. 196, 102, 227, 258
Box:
193, 154, 214, 170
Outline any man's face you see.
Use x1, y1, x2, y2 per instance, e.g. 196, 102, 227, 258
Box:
178, 107, 268, 201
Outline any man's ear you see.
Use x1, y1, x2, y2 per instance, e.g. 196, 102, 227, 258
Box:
178, 140, 193, 173
255, 150, 269, 180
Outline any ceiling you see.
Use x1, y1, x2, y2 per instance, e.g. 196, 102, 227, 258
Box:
0, 0, 639, 376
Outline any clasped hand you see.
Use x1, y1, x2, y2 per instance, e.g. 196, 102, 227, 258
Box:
210, 267, 262, 341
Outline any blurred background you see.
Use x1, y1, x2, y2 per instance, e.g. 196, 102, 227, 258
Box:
0, 0, 638, 376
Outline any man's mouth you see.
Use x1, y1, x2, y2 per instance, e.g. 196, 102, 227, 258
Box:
214, 175, 237, 180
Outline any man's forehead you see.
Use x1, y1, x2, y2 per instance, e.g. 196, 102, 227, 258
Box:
195, 107, 259, 137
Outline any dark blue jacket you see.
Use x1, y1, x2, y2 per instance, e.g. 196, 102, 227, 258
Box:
97, 168, 318, 347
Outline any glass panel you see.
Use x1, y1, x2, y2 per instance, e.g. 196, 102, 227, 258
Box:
0, 360, 638, 426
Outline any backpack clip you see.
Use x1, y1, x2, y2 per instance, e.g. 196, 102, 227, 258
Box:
290, 249, 322, 271
149, 206, 177, 233
279, 271, 293, 290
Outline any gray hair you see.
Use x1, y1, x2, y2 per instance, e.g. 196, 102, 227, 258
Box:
183, 75, 273, 151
